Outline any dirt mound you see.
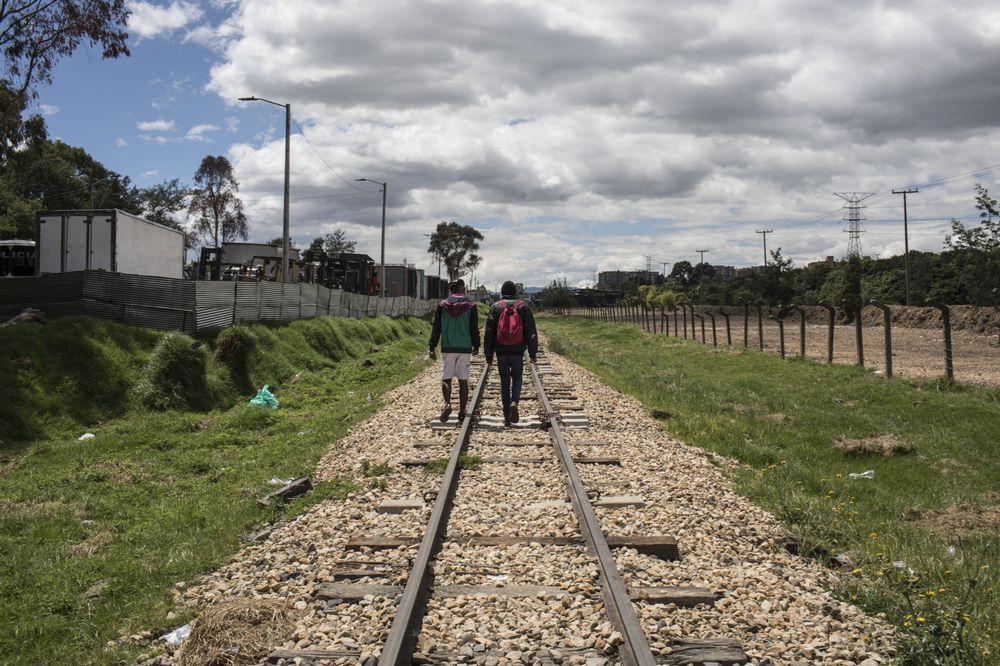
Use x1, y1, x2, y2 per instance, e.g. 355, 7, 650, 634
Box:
834, 434, 913, 456
907, 503, 1000, 538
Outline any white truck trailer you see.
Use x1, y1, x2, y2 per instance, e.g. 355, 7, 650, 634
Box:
36, 209, 185, 279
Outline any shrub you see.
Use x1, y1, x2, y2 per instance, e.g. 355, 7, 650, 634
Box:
136, 333, 210, 410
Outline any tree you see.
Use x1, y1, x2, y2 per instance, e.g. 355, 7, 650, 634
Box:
323, 228, 356, 255
140, 178, 187, 226
0, 134, 141, 238
426, 220, 484, 280
188, 155, 247, 248
1, 1, 130, 154
945, 183, 1000, 252
668, 260, 693, 287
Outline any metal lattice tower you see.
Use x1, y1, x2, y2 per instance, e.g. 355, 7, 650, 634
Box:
834, 192, 876, 259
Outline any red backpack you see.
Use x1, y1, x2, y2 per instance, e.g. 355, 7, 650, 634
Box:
496, 299, 525, 346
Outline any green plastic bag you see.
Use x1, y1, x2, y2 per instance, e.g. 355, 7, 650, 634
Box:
249, 384, 279, 409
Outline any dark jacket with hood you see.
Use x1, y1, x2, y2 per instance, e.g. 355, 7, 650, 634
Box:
484, 298, 538, 362
429, 293, 480, 354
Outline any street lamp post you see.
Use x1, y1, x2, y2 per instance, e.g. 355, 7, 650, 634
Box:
239, 96, 291, 282
356, 178, 387, 297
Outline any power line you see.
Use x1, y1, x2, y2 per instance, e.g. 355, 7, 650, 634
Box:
290, 117, 370, 192
755, 229, 773, 266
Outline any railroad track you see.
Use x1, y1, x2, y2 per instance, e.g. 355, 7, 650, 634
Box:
267, 352, 749, 665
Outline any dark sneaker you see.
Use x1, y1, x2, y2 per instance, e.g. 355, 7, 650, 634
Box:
439, 405, 452, 423
457, 412, 467, 423
509, 402, 519, 424
504, 419, 511, 428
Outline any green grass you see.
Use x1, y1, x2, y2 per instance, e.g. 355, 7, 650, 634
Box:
541, 317, 999, 665
0, 314, 432, 664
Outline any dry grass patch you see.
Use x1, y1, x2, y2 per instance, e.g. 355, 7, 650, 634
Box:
67, 532, 112, 557
764, 413, 792, 424
178, 598, 299, 666
834, 433, 913, 456
907, 503, 1000, 538
0, 498, 86, 520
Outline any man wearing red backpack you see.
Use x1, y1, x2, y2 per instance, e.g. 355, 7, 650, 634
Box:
484, 281, 538, 426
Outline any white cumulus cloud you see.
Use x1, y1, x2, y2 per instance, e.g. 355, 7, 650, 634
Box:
128, 1, 204, 38
136, 118, 176, 131
186, 123, 221, 141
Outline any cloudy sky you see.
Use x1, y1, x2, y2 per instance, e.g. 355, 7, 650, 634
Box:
35, 0, 1000, 288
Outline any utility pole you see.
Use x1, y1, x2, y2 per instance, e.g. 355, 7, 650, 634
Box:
696, 249, 709, 265
892, 188, 918, 305
756, 229, 773, 266
835, 192, 876, 259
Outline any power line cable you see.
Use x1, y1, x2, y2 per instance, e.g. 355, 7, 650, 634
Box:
290, 117, 371, 192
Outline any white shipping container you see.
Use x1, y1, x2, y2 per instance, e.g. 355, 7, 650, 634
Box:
36, 209, 185, 278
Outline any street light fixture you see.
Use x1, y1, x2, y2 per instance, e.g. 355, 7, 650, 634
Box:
239, 96, 291, 282
355, 178, 387, 297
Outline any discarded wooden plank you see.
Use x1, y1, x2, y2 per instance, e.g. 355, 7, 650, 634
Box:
629, 586, 717, 607
317, 582, 403, 600
660, 638, 747, 665
376, 499, 424, 514
594, 495, 645, 508
412, 440, 450, 448
570, 440, 611, 446
592, 481, 630, 489
256, 476, 312, 507
605, 535, 679, 560
267, 648, 361, 661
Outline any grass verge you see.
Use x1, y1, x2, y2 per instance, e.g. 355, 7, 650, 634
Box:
541, 316, 998, 665
0, 314, 432, 664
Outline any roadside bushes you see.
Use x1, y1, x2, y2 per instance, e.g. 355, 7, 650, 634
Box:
137, 333, 211, 411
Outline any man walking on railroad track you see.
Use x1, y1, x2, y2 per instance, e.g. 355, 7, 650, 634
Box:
429, 279, 480, 423
485, 281, 538, 427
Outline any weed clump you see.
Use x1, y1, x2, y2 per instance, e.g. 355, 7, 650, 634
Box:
178, 598, 298, 666
215, 326, 257, 392
834, 433, 913, 456
136, 333, 210, 411
215, 326, 257, 369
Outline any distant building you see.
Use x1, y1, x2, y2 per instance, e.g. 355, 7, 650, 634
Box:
712, 265, 737, 281
807, 256, 836, 269
735, 266, 762, 277
598, 270, 660, 287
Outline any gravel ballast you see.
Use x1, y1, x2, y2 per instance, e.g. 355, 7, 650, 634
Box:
152, 345, 894, 666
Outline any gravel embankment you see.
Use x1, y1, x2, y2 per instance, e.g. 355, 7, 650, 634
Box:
155, 345, 895, 666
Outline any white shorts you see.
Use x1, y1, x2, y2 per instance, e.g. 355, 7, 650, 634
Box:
441, 352, 471, 380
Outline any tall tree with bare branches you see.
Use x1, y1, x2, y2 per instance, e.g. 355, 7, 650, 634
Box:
188, 156, 248, 248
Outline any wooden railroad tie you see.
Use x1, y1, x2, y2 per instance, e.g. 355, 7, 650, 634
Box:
344, 534, 679, 560
398, 456, 620, 466
316, 582, 716, 607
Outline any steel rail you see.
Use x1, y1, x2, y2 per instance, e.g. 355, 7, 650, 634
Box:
529, 359, 657, 666
378, 363, 491, 666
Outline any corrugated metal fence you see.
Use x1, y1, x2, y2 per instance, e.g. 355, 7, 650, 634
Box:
0, 271, 436, 332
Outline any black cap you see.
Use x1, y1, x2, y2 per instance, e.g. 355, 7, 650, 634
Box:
501, 281, 516, 296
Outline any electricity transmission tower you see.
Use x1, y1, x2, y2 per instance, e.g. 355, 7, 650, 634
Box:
834, 192, 876, 259
643, 255, 653, 272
